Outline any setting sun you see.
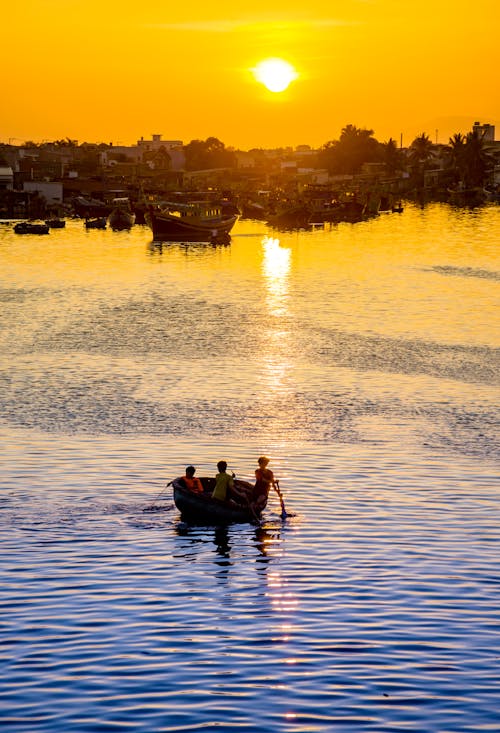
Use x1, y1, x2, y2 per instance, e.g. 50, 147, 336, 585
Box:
253, 58, 298, 93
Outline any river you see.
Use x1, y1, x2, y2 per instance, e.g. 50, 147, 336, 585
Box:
0, 202, 499, 731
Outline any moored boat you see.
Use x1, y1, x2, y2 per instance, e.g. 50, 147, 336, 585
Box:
108, 197, 136, 231
84, 216, 107, 229
172, 476, 257, 524
45, 218, 66, 228
14, 221, 50, 235
146, 201, 237, 242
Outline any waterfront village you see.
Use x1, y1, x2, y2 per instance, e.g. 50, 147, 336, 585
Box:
0, 122, 499, 226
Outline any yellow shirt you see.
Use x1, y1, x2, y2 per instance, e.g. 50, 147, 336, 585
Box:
212, 472, 233, 501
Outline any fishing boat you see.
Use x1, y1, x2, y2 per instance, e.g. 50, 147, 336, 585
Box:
108, 197, 135, 231
267, 203, 311, 229
146, 201, 237, 242
84, 216, 107, 229
45, 218, 66, 228
13, 221, 50, 235
172, 476, 257, 524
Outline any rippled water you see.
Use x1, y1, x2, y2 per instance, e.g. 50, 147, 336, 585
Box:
1, 204, 499, 731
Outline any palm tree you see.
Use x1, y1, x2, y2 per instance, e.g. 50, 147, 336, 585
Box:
382, 138, 404, 175
447, 133, 466, 185
408, 133, 434, 187
463, 130, 489, 188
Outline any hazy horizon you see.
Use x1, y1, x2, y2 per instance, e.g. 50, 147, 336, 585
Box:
3, 115, 498, 151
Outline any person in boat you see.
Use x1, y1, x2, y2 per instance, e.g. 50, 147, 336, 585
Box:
211, 461, 234, 501
250, 456, 279, 514
183, 465, 203, 493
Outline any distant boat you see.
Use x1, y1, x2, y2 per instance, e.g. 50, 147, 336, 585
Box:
72, 195, 110, 218
108, 197, 135, 231
14, 221, 50, 235
267, 203, 311, 229
240, 200, 268, 220
447, 187, 487, 207
84, 216, 107, 229
146, 201, 237, 242
45, 218, 66, 228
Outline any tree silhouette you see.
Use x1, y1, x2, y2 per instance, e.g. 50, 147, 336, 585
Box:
408, 133, 434, 186
462, 130, 489, 188
382, 138, 404, 175
183, 137, 236, 171
319, 125, 381, 174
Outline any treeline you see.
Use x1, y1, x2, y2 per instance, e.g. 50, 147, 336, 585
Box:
176, 126, 494, 188
5, 126, 495, 188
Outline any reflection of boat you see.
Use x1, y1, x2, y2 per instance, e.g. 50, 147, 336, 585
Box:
45, 218, 66, 228
173, 477, 257, 524
146, 201, 237, 242
84, 216, 107, 229
14, 221, 50, 235
108, 197, 136, 231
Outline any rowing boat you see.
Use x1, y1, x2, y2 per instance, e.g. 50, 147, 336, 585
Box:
172, 476, 257, 524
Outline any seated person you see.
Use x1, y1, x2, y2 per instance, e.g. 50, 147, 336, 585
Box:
183, 465, 203, 493
211, 461, 234, 501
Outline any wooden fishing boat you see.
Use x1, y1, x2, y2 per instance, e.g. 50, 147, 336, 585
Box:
172, 476, 257, 524
146, 201, 237, 242
45, 218, 66, 228
84, 216, 107, 229
14, 221, 50, 235
108, 197, 135, 231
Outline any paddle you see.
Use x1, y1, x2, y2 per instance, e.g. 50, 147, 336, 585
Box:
143, 481, 172, 512
274, 480, 288, 519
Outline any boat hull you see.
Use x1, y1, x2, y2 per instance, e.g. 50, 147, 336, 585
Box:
146, 209, 237, 242
108, 209, 135, 231
84, 217, 107, 229
14, 222, 50, 235
173, 477, 257, 524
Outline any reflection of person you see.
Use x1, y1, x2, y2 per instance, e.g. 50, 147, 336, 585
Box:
211, 461, 234, 501
251, 456, 278, 513
183, 465, 203, 493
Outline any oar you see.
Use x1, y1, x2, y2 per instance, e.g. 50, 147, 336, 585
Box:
275, 480, 288, 519
143, 481, 172, 512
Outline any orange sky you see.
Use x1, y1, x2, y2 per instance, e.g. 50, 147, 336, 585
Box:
3, 0, 499, 149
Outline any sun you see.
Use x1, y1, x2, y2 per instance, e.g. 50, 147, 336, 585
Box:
253, 58, 298, 93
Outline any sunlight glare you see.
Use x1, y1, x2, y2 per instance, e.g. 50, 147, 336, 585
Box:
253, 58, 298, 93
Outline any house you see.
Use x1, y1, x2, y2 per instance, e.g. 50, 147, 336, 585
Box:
0, 165, 14, 190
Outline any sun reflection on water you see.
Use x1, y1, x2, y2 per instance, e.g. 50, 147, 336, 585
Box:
259, 236, 293, 396
261, 235, 291, 318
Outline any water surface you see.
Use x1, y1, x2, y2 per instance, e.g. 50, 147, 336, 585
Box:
1, 203, 499, 731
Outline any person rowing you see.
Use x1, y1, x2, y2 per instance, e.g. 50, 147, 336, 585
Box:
231, 456, 286, 518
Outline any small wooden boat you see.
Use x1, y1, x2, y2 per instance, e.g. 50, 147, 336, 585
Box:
172, 476, 257, 524
84, 216, 107, 229
45, 218, 66, 228
14, 221, 50, 235
108, 197, 135, 231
